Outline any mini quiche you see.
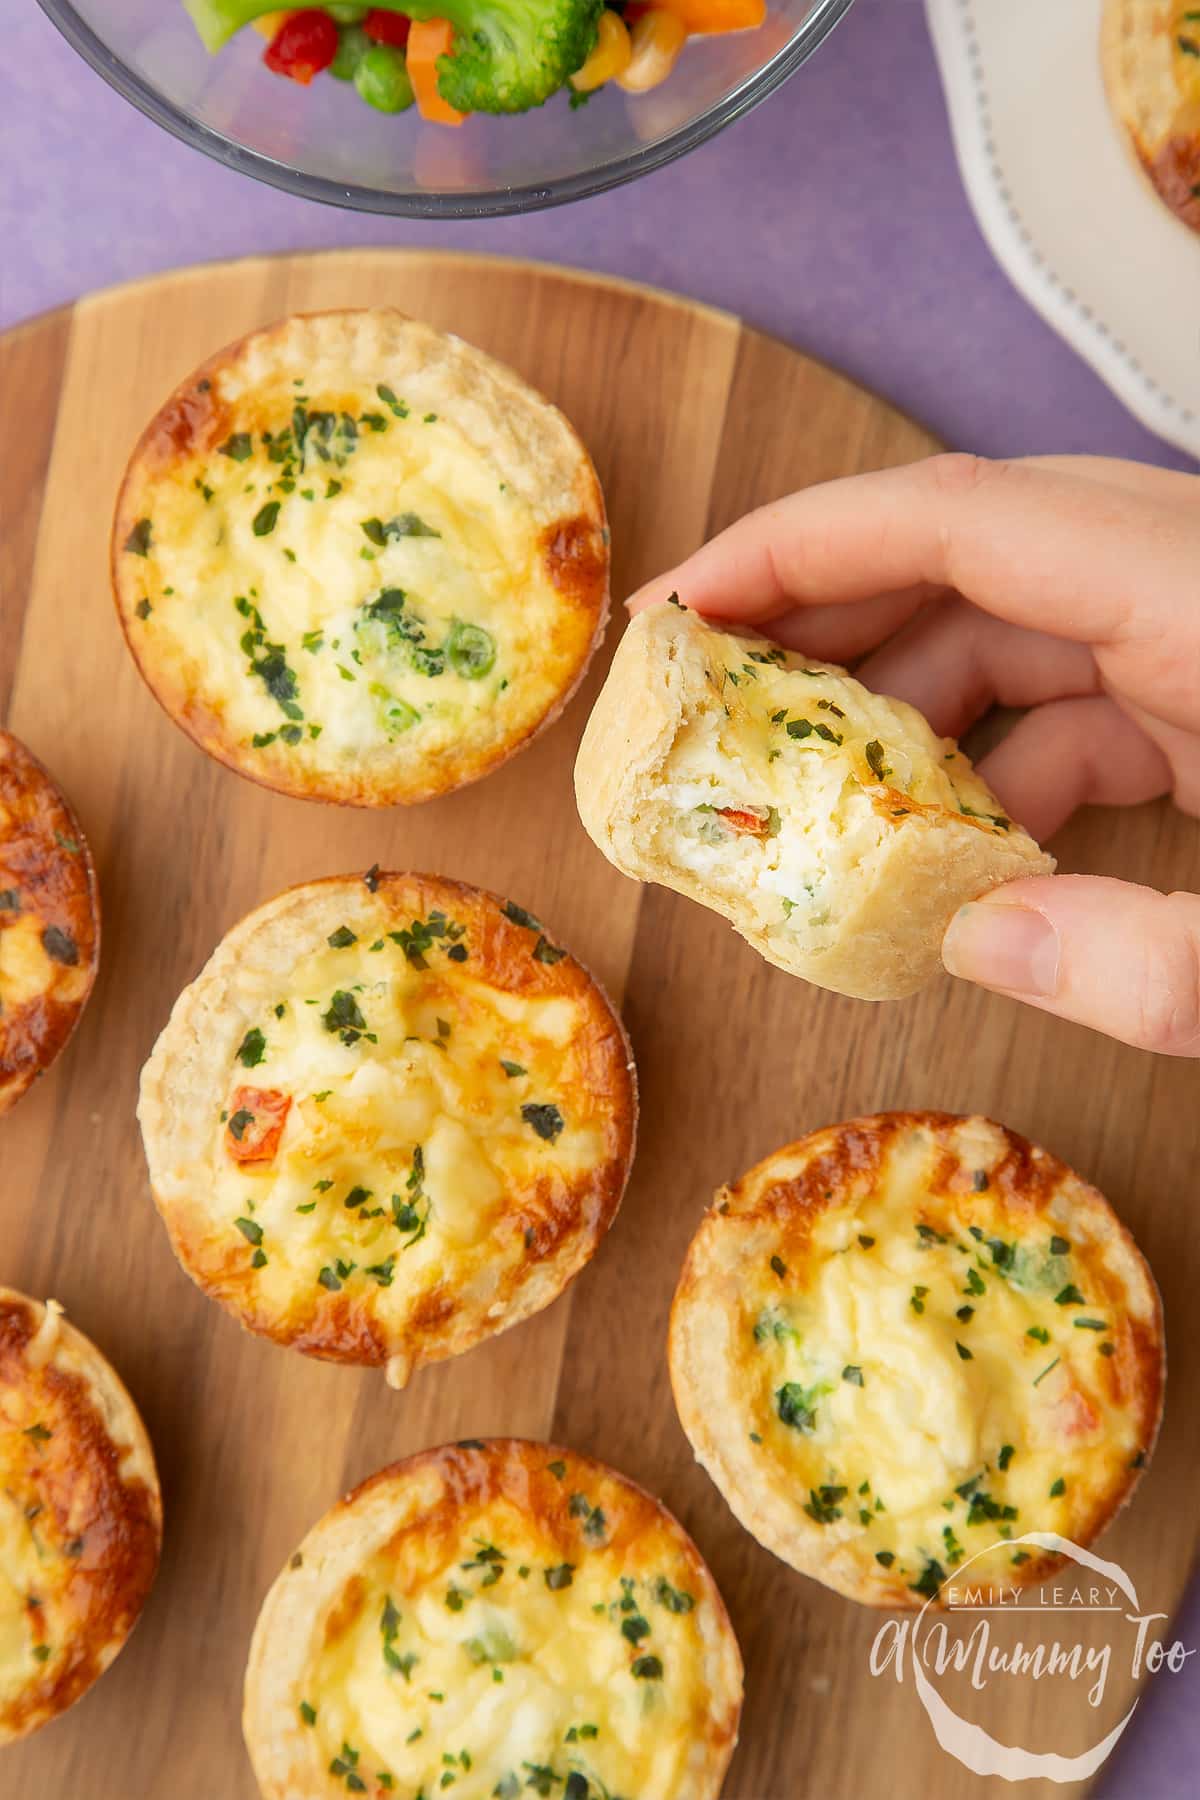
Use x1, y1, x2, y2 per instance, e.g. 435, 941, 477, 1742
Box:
0, 1288, 162, 1744
1103, 0, 1200, 235
0, 731, 100, 1115
138, 872, 636, 1386
574, 603, 1053, 1001
669, 1114, 1164, 1609
111, 309, 609, 805
243, 1439, 742, 1800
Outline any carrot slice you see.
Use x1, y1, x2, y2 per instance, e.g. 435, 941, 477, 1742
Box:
656, 0, 765, 31
408, 18, 466, 126
226, 1086, 292, 1165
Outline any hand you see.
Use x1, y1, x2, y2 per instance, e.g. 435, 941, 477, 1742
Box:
630, 454, 1200, 1055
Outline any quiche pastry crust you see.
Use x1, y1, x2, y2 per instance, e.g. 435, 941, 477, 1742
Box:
574, 605, 1053, 1001
1103, 0, 1200, 235
112, 309, 609, 805
669, 1113, 1164, 1609
0, 1288, 162, 1744
0, 731, 100, 1115
139, 872, 636, 1382
243, 1439, 742, 1800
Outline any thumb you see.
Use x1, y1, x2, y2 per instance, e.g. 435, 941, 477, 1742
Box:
941, 875, 1200, 1056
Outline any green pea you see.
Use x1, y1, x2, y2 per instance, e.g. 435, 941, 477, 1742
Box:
447, 621, 496, 680
330, 23, 370, 79
325, 3, 369, 22
354, 43, 414, 113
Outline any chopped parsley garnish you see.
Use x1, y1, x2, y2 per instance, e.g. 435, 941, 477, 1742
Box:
124, 518, 152, 556
864, 739, 889, 780
533, 936, 566, 965
299, 1701, 317, 1725
227, 1108, 254, 1141
361, 512, 440, 545
522, 1103, 564, 1142
1049, 1477, 1066, 1497
965, 1489, 1017, 1527
220, 433, 253, 462
327, 925, 357, 948
237, 1027, 266, 1068
875, 1551, 895, 1568
499, 1059, 527, 1078
653, 1577, 694, 1613
1055, 1285, 1086, 1306
770, 1254, 787, 1278
329, 1741, 367, 1791
1027, 1324, 1051, 1344
997, 1444, 1014, 1470
842, 1365, 864, 1386
376, 384, 408, 417
502, 901, 542, 930
631, 1655, 663, 1680
252, 501, 280, 537
391, 1147, 430, 1246
41, 926, 78, 965
776, 1382, 819, 1431
544, 1564, 574, 1591
23, 1423, 52, 1443
322, 990, 367, 1043
909, 1558, 946, 1601
804, 1485, 848, 1525
955, 1341, 973, 1361
910, 1285, 929, 1315
1049, 1235, 1070, 1256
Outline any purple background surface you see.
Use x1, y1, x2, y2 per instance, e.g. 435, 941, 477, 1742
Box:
1, 0, 1195, 1793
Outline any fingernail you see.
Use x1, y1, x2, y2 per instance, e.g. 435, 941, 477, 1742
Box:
942, 903, 1060, 997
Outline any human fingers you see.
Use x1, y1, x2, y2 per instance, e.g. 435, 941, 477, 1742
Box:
973, 696, 1173, 841
941, 875, 1200, 1056
627, 456, 1199, 676
854, 598, 1099, 738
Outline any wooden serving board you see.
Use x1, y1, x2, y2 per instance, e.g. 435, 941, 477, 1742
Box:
1, 250, 1196, 1800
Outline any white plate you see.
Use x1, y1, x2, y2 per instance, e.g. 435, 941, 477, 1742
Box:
927, 0, 1200, 462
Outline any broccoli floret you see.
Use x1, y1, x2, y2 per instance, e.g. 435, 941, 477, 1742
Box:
185, 0, 602, 116
405, 0, 603, 114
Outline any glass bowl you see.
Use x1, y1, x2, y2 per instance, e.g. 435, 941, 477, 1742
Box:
37, 0, 856, 218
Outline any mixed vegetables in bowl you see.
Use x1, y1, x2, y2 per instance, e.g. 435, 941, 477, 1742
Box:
184, 0, 767, 124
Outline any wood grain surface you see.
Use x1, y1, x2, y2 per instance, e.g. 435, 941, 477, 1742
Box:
1, 249, 1195, 1800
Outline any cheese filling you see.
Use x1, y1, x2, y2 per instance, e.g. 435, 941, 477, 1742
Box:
122, 389, 581, 775
739, 1127, 1146, 1598
302, 1490, 714, 1798
209, 915, 608, 1326
648, 624, 1014, 944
